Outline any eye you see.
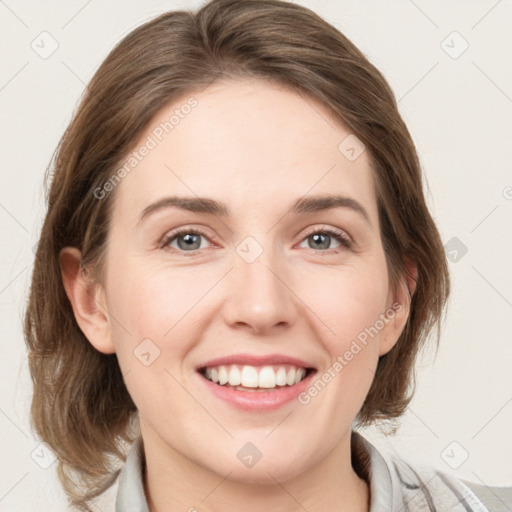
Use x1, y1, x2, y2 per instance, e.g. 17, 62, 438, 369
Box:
161, 225, 353, 256
298, 226, 352, 253
161, 227, 212, 255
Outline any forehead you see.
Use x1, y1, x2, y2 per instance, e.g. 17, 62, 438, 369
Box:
110, 78, 377, 224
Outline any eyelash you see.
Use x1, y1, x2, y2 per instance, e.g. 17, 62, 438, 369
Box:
160, 225, 353, 257
301, 225, 353, 254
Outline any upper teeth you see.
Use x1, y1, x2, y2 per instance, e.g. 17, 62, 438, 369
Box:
203, 365, 307, 389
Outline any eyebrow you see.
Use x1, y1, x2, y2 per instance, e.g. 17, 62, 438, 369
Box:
138, 193, 371, 225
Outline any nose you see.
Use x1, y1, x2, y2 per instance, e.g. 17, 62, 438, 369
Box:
222, 245, 299, 335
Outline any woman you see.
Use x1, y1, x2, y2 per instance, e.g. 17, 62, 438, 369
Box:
24, 0, 507, 510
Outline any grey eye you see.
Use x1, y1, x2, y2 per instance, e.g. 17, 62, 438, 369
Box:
176, 233, 203, 251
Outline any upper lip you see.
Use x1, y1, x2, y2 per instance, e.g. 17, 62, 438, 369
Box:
196, 353, 316, 370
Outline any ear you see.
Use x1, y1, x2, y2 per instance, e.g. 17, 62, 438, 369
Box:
59, 247, 115, 354
404, 255, 418, 298
378, 256, 418, 357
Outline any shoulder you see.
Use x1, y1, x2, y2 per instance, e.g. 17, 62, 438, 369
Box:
391, 457, 473, 511
352, 431, 510, 512
388, 454, 511, 512
459, 479, 512, 512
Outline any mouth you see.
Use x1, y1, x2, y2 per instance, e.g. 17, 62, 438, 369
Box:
198, 364, 316, 392
195, 353, 318, 410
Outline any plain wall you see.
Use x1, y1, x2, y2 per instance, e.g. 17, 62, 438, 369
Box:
1, 0, 511, 510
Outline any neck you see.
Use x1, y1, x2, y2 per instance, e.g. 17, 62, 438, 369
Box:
142, 428, 370, 512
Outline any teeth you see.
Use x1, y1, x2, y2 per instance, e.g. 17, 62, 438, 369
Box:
241, 366, 259, 387
228, 366, 241, 386
286, 367, 296, 386
275, 367, 287, 386
218, 366, 229, 385
258, 366, 276, 388
202, 364, 309, 389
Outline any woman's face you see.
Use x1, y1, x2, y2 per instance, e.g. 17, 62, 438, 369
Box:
95, 78, 408, 483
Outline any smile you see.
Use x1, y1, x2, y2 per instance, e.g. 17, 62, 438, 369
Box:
199, 364, 313, 390
196, 360, 317, 410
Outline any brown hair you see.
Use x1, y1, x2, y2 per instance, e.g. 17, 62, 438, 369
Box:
24, 0, 449, 508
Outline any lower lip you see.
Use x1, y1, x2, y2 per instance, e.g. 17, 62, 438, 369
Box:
197, 370, 317, 411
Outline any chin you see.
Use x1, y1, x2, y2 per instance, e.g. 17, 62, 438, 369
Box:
208, 454, 309, 486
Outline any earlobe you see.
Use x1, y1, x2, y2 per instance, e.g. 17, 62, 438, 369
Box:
59, 247, 115, 354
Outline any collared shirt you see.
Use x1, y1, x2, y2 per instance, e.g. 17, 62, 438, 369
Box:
113, 431, 508, 511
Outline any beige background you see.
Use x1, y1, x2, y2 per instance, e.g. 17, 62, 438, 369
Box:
1, 0, 511, 510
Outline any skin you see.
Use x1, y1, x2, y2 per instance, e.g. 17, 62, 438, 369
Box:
61, 78, 415, 512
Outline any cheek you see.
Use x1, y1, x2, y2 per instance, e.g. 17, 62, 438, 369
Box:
103, 260, 190, 372
104, 257, 236, 386
105, 265, 203, 417
288, 265, 390, 443
294, 259, 390, 402
297, 259, 390, 343
108, 257, 204, 333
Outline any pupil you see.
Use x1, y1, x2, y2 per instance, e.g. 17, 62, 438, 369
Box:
178, 233, 200, 250
311, 233, 329, 249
